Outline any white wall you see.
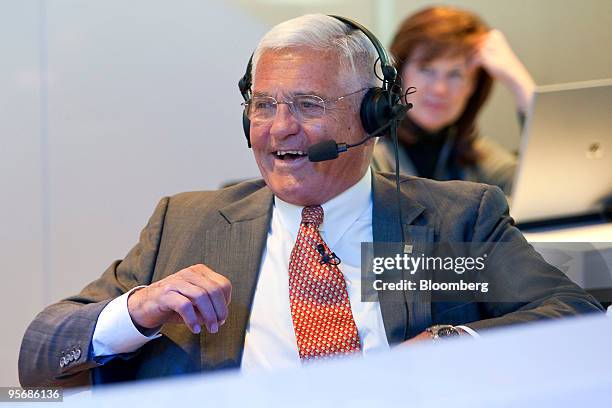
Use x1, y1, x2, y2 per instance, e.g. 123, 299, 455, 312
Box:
0, 0, 45, 388
1, 0, 266, 387
43, 0, 266, 303
2, 0, 611, 387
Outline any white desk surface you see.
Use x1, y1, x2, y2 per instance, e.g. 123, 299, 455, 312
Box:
64, 314, 612, 408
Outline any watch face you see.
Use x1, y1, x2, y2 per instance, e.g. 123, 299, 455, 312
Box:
438, 326, 459, 337
437, 326, 460, 337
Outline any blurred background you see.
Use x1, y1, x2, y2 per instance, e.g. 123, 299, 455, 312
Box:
1, 0, 611, 387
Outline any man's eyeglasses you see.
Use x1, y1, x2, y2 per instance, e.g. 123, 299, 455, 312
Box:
242, 88, 368, 123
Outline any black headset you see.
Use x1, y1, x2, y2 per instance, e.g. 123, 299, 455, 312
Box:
238, 15, 402, 148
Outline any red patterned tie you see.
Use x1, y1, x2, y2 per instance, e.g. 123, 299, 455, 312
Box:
288, 205, 361, 362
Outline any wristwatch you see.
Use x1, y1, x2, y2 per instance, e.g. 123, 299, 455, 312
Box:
426, 324, 461, 341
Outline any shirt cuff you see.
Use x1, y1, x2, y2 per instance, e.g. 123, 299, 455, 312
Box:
92, 286, 161, 357
456, 325, 480, 338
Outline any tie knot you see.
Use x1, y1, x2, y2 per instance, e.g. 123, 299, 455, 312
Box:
301, 205, 323, 225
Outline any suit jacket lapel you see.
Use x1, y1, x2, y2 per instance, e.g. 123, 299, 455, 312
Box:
199, 186, 273, 370
372, 173, 434, 344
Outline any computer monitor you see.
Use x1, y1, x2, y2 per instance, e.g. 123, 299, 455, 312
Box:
510, 78, 612, 225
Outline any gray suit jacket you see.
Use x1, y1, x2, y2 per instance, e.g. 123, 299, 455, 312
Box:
19, 172, 603, 387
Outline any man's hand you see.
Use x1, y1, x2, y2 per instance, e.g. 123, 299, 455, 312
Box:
127, 264, 232, 334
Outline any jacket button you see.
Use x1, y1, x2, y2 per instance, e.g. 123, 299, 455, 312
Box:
59, 357, 66, 368
74, 348, 82, 360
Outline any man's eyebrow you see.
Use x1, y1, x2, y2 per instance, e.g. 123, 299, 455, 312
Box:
252, 91, 270, 97
252, 90, 326, 98
293, 89, 323, 96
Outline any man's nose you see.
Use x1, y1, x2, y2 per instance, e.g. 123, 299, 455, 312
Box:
269, 103, 300, 138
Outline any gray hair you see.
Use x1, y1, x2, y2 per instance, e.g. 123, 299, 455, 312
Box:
251, 14, 381, 90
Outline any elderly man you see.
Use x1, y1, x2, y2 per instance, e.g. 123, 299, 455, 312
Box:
19, 14, 602, 387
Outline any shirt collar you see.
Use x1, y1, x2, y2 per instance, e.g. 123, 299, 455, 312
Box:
274, 169, 372, 248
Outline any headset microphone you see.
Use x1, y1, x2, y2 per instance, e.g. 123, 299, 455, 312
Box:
307, 140, 347, 162
307, 103, 412, 163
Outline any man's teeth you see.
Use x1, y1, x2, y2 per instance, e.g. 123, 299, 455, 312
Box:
275, 150, 306, 156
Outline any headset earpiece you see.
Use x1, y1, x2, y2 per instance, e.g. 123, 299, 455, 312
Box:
360, 88, 393, 135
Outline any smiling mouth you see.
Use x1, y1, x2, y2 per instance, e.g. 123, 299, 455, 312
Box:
273, 150, 308, 161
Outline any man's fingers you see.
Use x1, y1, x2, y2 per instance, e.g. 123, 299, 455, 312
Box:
190, 290, 218, 334
175, 283, 224, 333
207, 273, 232, 305
203, 280, 229, 324
184, 264, 232, 305
163, 291, 201, 334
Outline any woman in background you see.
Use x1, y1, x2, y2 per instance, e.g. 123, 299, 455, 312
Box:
372, 6, 535, 195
